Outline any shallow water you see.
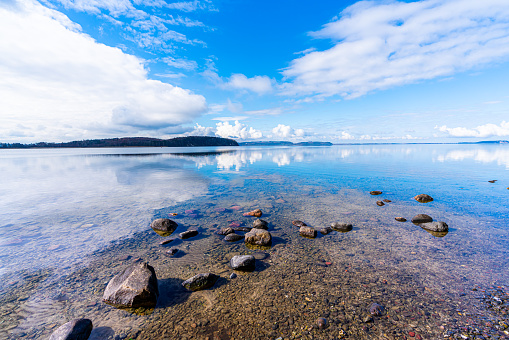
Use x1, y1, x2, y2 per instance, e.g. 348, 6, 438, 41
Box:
0, 144, 508, 339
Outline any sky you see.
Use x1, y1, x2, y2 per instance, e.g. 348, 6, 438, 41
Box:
1, 0, 509, 143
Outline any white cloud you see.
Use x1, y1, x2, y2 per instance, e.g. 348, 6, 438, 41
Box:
215, 121, 262, 139
162, 56, 198, 70
337, 131, 355, 140
226, 74, 273, 94
0, 0, 206, 142
186, 123, 216, 136
212, 116, 249, 121
282, 0, 509, 99
437, 121, 509, 137
271, 124, 306, 138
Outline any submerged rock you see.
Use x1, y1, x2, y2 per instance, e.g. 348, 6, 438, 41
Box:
376, 201, 385, 206
182, 273, 218, 291
370, 191, 382, 195
245, 228, 272, 246
395, 217, 407, 222
217, 227, 234, 236
316, 317, 327, 330
244, 209, 262, 217
320, 227, 333, 235
150, 218, 178, 237
49, 318, 93, 340
252, 219, 268, 230
224, 233, 244, 242
383, 199, 392, 203
411, 214, 433, 224
166, 247, 179, 256
292, 220, 307, 227
420, 221, 448, 232
232, 226, 252, 232
103, 262, 158, 308
159, 238, 176, 245
368, 302, 384, 316
180, 230, 198, 239
331, 222, 353, 232
414, 194, 434, 203
300, 226, 317, 238
230, 255, 255, 271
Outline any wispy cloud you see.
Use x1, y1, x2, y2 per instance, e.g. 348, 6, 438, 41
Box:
282, 0, 509, 99
0, 0, 206, 142
437, 121, 509, 137
162, 56, 198, 70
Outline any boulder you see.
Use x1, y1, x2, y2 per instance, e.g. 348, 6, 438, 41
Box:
224, 233, 244, 242
150, 218, 178, 236
330, 222, 353, 232
414, 194, 433, 203
411, 214, 433, 224
217, 227, 234, 236
182, 273, 218, 291
230, 255, 256, 271
180, 230, 198, 239
420, 221, 448, 232
300, 226, 317, 238
103, 262, 158, 308
244, 209, 262, 217
245, 228, 272, 246
252, 219, 268, 230
49, 318, 93, 340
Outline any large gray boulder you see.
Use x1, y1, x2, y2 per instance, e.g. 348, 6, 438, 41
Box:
150, 218, 178, 236
49, 318, 92, 340
420, 221, 448, 232
182, 273, 218, 291
230, 255, 255, 271
245, 228, 272, 247
103, 262, 158, 308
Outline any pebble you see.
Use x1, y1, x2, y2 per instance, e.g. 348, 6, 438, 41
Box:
368, 302, 384, 316
316, 317, 327, 329
376, 201, 385, 206
409, 331, 415, 337
252, 219, 268, 230
395, 217, 407, 222
243, 209, 262, 217
217, 227, 234, 236
411, 214, 433, 224
229, 273, 237, 279
166, 247, 179, 256
179, 230, 198, 239
320, 227, 332, 235
160, 238, 176, 245
370, 191, 382, 195
413, 194, 434, 203
292, 220, 307, 227
383, 199, 392, 202
224, 233, 243, 242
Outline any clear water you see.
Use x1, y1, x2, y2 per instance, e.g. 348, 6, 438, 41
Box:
0, 144, 508, 339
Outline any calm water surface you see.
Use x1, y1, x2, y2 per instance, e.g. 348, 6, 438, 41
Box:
0, 144, 508, 339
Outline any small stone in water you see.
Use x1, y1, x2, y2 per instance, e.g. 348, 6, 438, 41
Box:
252, 219, 268, 230
231, 205, 241, 210
320, 227, 332, 235
292, 220, 307, 227
180, 230, 198, 239
160, 238, 175, 245
376, 201, 385, 206
243, 209, 262, 217
224, 233, 243, 242
413, 194, 434, 203
409, 331, 415, 337
230, 273, 237, 279
488, 180, 497, 183
370, 191, 382, 195
166, 247, 178, 256
316, 317, 327, 329
383, 199, 391, 203
217, 227, 234, 236
229, 222, 241, 228
395, 217, 407, 222
368, 302, 384, 316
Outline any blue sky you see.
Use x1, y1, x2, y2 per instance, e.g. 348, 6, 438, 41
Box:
1, 0, 509, 143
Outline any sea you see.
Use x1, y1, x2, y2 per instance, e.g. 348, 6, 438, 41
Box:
0, 144, 508, 339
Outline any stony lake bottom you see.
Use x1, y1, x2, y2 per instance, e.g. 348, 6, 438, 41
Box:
0, 144, 508, 340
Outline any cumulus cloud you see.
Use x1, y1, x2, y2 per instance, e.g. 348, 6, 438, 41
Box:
337, 131, 355, 140
215, 121, 263, 139
437, 121, 509, 137
0, 0, 206, 142
272, 124, 305, 138
282, 0, 509, 99
226, 74, 273, 94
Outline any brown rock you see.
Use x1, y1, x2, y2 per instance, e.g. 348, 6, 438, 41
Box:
395, 217, 407, 222
330, 222, 353, 232
244, 209, 262, 217
245, 228, 272, 246
217, 227, 234, 236
292, 220, 307, 227
150, 218, 178, 237
411, 214, 433, 224
414, 194, 434, 203
299, 226, 317, 238
370, 191, 382, 195
224, 233, 243, 242
376, 201, 385, 206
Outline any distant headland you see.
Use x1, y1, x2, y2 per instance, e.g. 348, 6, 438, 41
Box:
0, 136, 239, 149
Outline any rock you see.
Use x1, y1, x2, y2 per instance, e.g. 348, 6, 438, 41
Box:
217, 227, 234, 236
316, 317, 327, 330
395, 217, 407, 222
232, 226, 252, 232
368, 302, 384, 316
252, 219, 268, 230
488, 180, 497, 183
370, 191, 382, 195
182, 273, 218, 291
49, 318, 93, 340
420, 221, 448, 232
180, 230, 198, 239
224, 233, 243, 242
230, 255, 256, 271
376, 201, 385, 206
292, 220, 307, 227
103, 262, 158, 308
166, 247, 179, 256
243, 209, 262, 217
383, 199, 391, 203
159, 238, 176, 246
320, 227, 332, 235
363, 315, 373, 323
330, 222, 353, 232
245, 228, 272, 247
300, 226, 317, 238
229, 222, 241, 228
230, 273, 237, 279
411, 214, 433, 224
414, 194, 434, 203
150, 218, 178, 236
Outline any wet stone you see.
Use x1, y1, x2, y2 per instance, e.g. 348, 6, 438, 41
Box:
316, 317, 327, 330
300, 226, 317, 238
245, 228, 272, 247
320, 226, 333, 235
180, 230, 198, 239
182, 273, 218, 291
166, 247, 179, 256
292, 220, 307, 227
368, 302, 384, 316
49, 318, 93, 340
217, 227, 234, 236
420, 221, 448, 232
370, 191, 382, 195
411, 214, 433, 224
232, 226, 252, 232
150, 218, 178, 236
331, 222, 353, 232
414, 194, 434, 203
383, 199, 392, 203
376, 201, 385, 206
243, 209, 262, 217
224, 233, 243, 242
230, 255, 255, 271
159, 238, 176, 246
395, 217, 407, 222
252, 219, 268, 230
